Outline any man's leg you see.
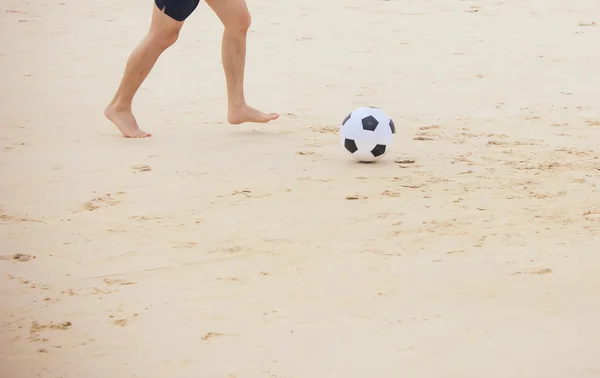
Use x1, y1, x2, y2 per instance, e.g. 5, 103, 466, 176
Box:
205, 0, 279, 125
104, 3, 186, 138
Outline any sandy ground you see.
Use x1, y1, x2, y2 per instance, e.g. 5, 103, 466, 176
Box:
1, 0, 600, 377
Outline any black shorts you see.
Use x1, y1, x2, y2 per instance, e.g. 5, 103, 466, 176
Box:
155, 0, 200, 22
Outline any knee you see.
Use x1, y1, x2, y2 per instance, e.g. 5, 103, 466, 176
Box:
226, 10, 251, 34
149, 29, 180, 50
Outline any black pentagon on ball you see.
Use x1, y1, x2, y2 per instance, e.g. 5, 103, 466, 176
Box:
361, 115, 379, 131
371, 144, 386, 157
342, 112, 352, 126
389, 118, 396, 134
344, 138, 358, 153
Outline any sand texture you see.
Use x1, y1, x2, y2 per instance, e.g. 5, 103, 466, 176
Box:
1, 0, 600, 377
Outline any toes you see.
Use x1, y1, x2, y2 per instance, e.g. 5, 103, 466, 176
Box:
124, 130, 152, 138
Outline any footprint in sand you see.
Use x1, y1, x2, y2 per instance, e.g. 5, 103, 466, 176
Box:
513, 268, 553, 276
132, 164, 151, 173
29, 321, 72, 344
113, 319, 128, 327
413, 125, 441, 141
0, 210, 43, 223
103, 278, 137, 286
172, 241, 198, 249
202, 332, 225, 340
345, 194, 367, 200
296, 151, 316, 156
0, 253, 35, 262
208, 245, 244, 254
381, 190, 402, 198
219, 189, 271, 199
80, 192, 125, 212
395, 158, 417, 169
311, 126, 338, 134
583, 210, 600, 221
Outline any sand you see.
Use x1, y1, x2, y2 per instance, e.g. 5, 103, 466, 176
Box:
1, 0, 600, 377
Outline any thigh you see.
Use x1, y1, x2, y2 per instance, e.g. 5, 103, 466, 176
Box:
155, 0, 201, 22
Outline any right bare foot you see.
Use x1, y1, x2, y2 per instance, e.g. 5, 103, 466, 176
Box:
104, 105, 152, 138
227, 103, 280, 125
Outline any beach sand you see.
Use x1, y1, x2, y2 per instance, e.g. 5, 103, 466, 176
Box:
1, 0, 600, 377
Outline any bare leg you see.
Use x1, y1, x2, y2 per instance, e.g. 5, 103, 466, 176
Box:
206, 0, 279, 125
105, 5, 184, 137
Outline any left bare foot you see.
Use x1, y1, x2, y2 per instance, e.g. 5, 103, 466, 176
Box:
227, 104, 279, 125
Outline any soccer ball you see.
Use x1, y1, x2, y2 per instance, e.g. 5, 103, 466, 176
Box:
340, 106, 396, 162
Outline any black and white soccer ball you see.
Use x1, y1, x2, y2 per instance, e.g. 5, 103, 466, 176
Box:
340, 106, 396, 162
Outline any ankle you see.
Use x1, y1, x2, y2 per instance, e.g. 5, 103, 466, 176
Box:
108, 100, 132, 112
228, 100, 247, 110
